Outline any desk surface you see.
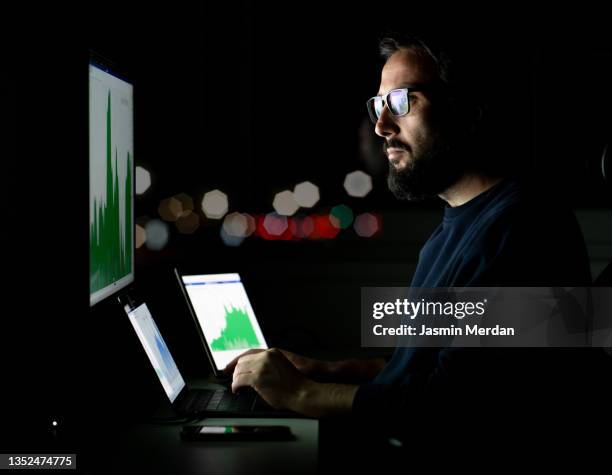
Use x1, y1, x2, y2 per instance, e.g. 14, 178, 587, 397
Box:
102, 379, 319, 475
107, 416, 318, 475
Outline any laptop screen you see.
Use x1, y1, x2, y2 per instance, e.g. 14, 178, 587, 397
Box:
180, 273, 268, 371
125, 302, 186, 403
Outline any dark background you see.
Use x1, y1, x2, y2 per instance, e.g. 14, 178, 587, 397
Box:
2, 0, 612, 459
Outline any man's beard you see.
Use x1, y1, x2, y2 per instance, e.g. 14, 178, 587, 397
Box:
386, 136, 465, 202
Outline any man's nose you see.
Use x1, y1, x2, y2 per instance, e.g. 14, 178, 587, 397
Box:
374, 106, 400, 139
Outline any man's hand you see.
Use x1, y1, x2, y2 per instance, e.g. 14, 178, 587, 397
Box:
224, 348, 386, 384
230, 348, 310, 410
230, 348, 358, 417
224, 348, 325, 378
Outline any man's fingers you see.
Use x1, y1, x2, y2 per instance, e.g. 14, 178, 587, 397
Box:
223, 351, 251, 372
231, 371, 256, 393
223, 348, 263, 373
234, 355, 262, 375
224, 356, 241, 373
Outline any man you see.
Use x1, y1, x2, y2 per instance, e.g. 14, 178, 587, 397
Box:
225, 35, 592, 419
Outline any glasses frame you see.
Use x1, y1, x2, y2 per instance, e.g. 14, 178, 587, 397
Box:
366, 86, 425, 124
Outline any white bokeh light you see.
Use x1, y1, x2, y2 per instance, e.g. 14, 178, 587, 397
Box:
293, 181, 320, 208
135, 166, 151, 195
343, 170, 373, 198
201, 189, 229, 219
273, 190, 300, 216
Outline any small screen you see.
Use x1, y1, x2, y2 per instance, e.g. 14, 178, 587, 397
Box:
125, 302, 186, 403
181, 273, 268, 370
200, 426, 235, 434
198, 426, 272, 434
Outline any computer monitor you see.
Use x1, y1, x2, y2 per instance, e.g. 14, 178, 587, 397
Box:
89, 54, 135, 306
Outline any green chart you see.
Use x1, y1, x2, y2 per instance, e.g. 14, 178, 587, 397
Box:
211, 305, 261, 351
90, 90, 133, 294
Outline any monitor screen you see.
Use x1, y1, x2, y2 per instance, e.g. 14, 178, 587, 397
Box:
89, 58, 134, 306
124, 302, 186, 403
180, 273, 268, 370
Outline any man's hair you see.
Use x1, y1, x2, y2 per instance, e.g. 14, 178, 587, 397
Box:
377, 33, 484, 116
379, 35, 452, 84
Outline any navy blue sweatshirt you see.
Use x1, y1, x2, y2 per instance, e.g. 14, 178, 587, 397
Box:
352, 177, 591, 414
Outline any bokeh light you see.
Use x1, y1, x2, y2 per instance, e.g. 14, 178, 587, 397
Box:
158, 197, 183, 222
223, 212, 249, 237
254, 215, 271, 240
176, 210, 200, 234
201, 189, 229, 219
263, 213, 288, 236
343, 170, 373, 198
220, 226, 245, 247
273, 190, 300, 216
243, 213, 256, 236
135, 166, 151, 195
353, 212, 381, 237
174, 193, 194, 212
329, 204, 354, 229
135, 224, 147, 249
290, 215, 315, 238
145, 219, 169, 250
310, 214, 340, 239
293, 181, 320, 208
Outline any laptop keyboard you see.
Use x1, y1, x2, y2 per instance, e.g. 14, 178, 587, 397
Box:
183, 388, 264, 413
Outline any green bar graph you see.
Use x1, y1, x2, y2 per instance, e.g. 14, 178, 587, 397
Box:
211, 305, 261, 351
90, 90, 133, 294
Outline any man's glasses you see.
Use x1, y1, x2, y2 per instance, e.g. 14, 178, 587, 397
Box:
366, 87, 423, 124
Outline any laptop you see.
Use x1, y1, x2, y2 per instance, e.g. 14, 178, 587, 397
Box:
118, 291, 290, 417
173, 270, 269, 379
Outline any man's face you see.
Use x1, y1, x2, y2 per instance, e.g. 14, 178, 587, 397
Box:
375, 48, 463, 201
